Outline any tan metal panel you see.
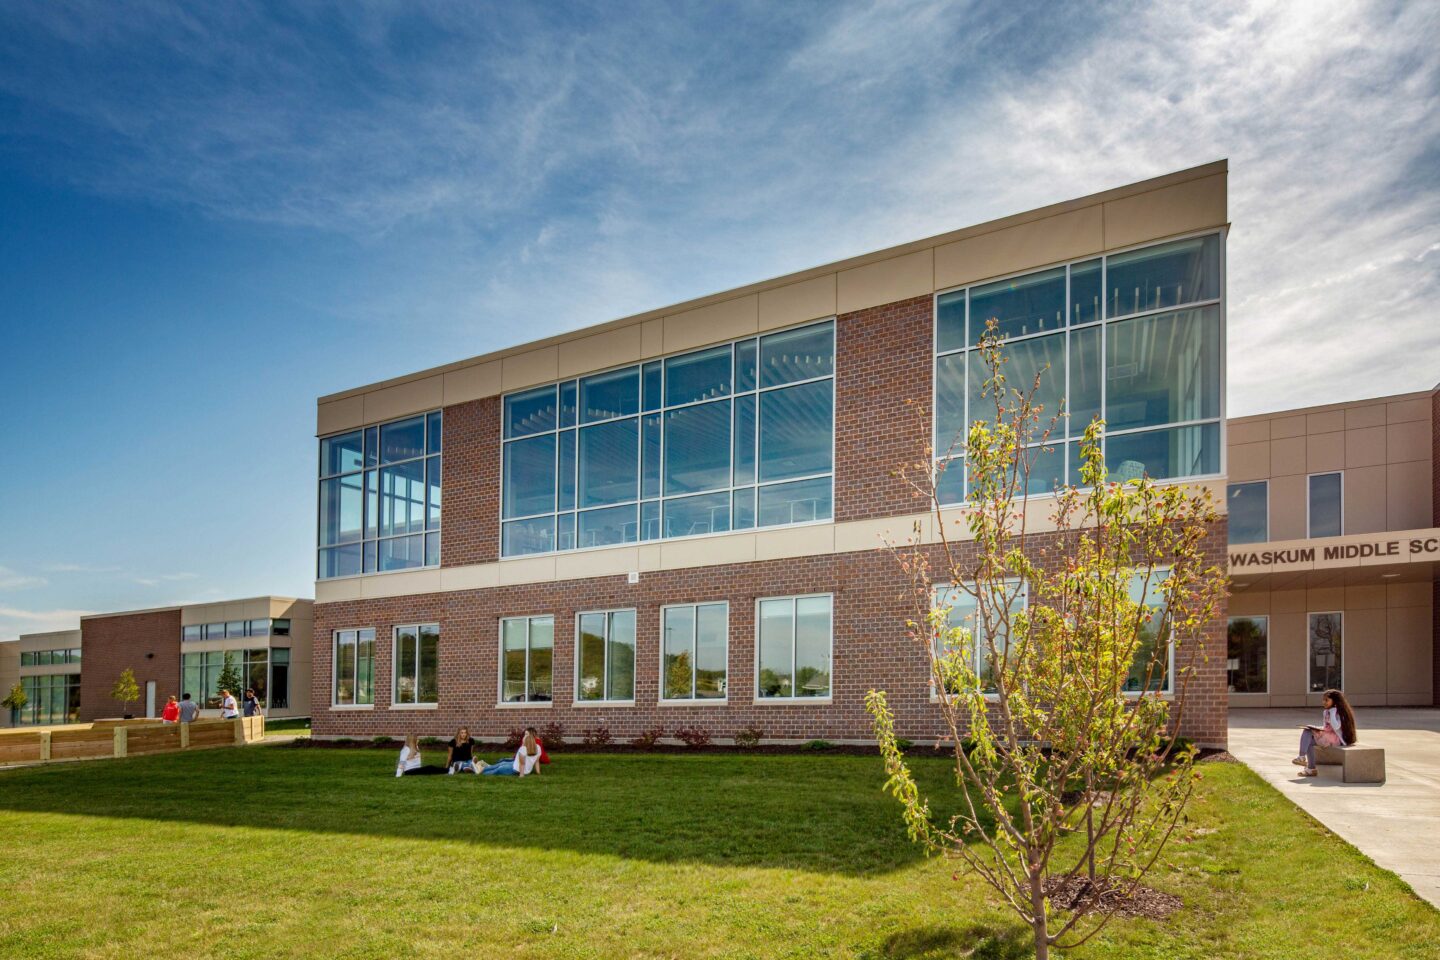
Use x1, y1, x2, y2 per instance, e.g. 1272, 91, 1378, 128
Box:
1344, 584, 1388, 609
663, 295, 759, 353
1306, 409, 1345, 434
1386, 419, 1431, 463
1270, 415, 1307, 439
1386, 604, 1433, 696
640, 318, 664, 359
1269, 609, 1308, 695
443, 361, 502, 406
1386, 396, 1430, 423
1343, 465, 1388, 534
1343, 607, 1388, 695
933, 206, 1104, 290
1344, 403, 1388, 429
497, 555, 557, 586
1227, 419, 1271, 445
361, 569, 441, 599
753, 525, 836, 562
659, 533, 755, 569
1269, 436, 1306, 476
1227, 441, 1271, 482
555, 547, 640, 581
1386, 459, 1433, 530
1306, 433, 1344, 473
557, 324, 644, 379
317, 395, 365, 436
836, 249, 933, 315
1344, 427, 1387, 468
501, 347, 559, 392
758, 275, 837, 332
440, 564, 499, 592
315, 578, 363, 603
1101, 173, 1227, 249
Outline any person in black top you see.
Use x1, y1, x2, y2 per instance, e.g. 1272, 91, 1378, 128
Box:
446, 726, 477, 774
243, 688, 261, 717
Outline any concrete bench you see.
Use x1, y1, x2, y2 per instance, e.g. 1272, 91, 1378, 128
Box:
1315, 744, 1386, 784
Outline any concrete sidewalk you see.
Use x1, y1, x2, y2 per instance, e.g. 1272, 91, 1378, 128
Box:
1228, 708, 1440, 908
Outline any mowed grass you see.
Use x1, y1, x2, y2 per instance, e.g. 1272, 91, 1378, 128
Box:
0, 748, 1436, 959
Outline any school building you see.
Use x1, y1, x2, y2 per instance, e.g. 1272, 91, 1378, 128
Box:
309, 160, 1239, 747
0, 597, 314, 726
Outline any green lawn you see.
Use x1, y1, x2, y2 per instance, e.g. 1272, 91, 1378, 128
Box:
261, 716, 313, 736
0, 748, 1434, 959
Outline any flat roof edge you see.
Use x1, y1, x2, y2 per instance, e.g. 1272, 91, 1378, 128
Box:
318, 159, 1228, 406
78, 596, 312, 622
1229, 388, 1435, 424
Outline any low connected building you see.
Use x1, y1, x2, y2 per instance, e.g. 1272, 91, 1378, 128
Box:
1225, 390, 1438, 707
310, 161, 1235, 746
0, 597, 313, 726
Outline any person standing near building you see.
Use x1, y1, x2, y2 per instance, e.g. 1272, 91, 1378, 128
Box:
161, 695, 180, 723
219, 689, 239, 720
242, 688, 260, 718
177, 693, 200, 723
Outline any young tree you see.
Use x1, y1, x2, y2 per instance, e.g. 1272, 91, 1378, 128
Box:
110, 668, 141, 718
866, 331, 1226, 959
216, 652, 244, 706
2, 682, 28, 725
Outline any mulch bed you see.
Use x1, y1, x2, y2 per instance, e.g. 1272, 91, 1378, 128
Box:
1197, 750, 1240, 764
1043, 876, 1182, 920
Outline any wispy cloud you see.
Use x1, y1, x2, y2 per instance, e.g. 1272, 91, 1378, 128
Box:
132, 573, 199, 588
0, 605, 91, 643
41, 562, 122, 574
0, 567, 47, 590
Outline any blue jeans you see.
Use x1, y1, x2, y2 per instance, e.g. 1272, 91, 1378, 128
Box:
481, 760, 517, 776
1300, 728, 1317, 768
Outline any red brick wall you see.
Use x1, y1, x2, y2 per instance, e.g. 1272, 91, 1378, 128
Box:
79, 609, 181, 721
312, 526, 1229, 747
834, 294, 934, 522
440, 396, 500, 568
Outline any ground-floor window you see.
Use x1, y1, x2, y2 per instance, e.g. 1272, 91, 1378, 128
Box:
934, 582, 1027, 693
18, 674, 80, 725
501, 616, 554, 703
661, 603, 728, 701
1125, 570, 1172, 694
1308, 612, 1343, 692
182, 650, 269, 708
334, 628, 376, 706
270, 648, 290, 709
576, 610, 636, 703
757, 594, 832, 699
393, 623, 440, 706
1227, 616, 1268, 693
242, 649, 269, 703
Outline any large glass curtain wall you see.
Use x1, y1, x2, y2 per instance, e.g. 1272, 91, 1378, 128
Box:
182, 650, 273, 708
18, 674, 81, 725
935, 234, 1223, 501
318, 412, 442, 579
501, 321, 835, 557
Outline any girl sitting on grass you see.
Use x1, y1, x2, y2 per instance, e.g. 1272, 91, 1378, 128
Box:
396, 733, 447, 777
478, 727, 542, 777
1293, 688, 1357, 777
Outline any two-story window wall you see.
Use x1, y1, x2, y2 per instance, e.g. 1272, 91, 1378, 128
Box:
318, 412, 441, 578
500, 321, 835, 557
934, 233, 1224, 500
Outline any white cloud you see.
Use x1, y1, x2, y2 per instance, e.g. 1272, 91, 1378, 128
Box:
0, 605, 91, 643
0, 567, 46, 590
132, 573, 200, 588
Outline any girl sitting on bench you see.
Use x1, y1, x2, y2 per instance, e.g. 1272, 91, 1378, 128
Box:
1294, 688, 1357, 777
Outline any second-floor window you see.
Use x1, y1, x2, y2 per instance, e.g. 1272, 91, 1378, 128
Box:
1308, 472, 1343, 538
1227, 481, 1268, 544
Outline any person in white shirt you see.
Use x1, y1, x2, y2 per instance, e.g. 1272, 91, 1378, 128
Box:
396, 733, 446, 777
219, 689, 239, 720
479, 727, 542, 777
1293, 688, 1357, 777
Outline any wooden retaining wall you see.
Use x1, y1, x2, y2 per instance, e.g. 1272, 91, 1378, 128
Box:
0, 716, 264, 767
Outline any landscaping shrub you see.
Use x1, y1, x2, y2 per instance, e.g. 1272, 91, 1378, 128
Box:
539, 722, 566, 747
420, 736, 445, 748
733, 725, 763, 748
674, 726, 711, 748
631, 727, 666, 749
894, 738, 913, 752
581, 725, 612, 748
803, 739, 832, 751
371, 735, 393, 747
332, 738, 356, 746
504, 728, 526, 750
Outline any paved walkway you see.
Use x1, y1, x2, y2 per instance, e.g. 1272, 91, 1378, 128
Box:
1228, 708, 1440, 908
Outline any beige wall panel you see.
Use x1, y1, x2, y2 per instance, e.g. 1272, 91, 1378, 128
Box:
1101, 173, 1227, 249
640, 318, 664, 359
440, 564, 499, 592
317, 395, 365, 436
1228, 592, 1271, 617
497, 555, 556, 586
1305, 587, 1346, 612
659, 533, 755, 569
1305, 433, 1344, 474
1344, 427, 1386, 468
1343, 465, 1387, 534
1387, 459, 1433, 531
1270, 415, 1307, 440
1306, 410, 1345, 435
1342, 608, 1387, 696
1386, 604, 1433, 695
836, 249, 934, 315
1344, 585, 1388, 610
555, 547, 640, 581
835, 514, 927, 554
758, 275, 837, 332
933, 206, 1103, 290
315, 578, 363, 603
501, 347, 559, 392
754, 525, 836, 562
361, 569, 441, 599
1345, 403, 1387, 430
1227, 441, 1270, 482
364, 375, 443, 425
443, 361, 502, 406
663, 295, 759, 354
1227, 419, 1270, 446
636, 544, 663, 573
1269, 436, 1306, 477
1387, 581, 1433, 607
557, 325, 644, 379
1387, 396, 1430, 423
1267, 474, 1307, 542
1386, 419, 1431, 462
1269, 611, 1308, 696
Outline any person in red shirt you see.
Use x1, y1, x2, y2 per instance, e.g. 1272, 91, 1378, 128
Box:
161, 695, 180, 723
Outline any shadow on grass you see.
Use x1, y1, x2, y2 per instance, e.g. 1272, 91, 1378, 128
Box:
877, 923, 1031, 960
0, 747, 976, 878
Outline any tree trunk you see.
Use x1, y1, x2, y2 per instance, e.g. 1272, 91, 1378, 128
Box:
1031, 870, 1049, 959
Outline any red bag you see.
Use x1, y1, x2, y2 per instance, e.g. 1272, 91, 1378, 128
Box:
537, 738, 551, 765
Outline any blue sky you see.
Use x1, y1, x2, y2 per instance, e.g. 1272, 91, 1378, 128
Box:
1, 0, 1437, 639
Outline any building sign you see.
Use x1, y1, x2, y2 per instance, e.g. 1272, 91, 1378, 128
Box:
1228, 530, 1440, 574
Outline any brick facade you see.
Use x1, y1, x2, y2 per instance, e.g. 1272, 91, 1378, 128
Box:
78, 609, 181, 721
313, 290, 1232, 746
